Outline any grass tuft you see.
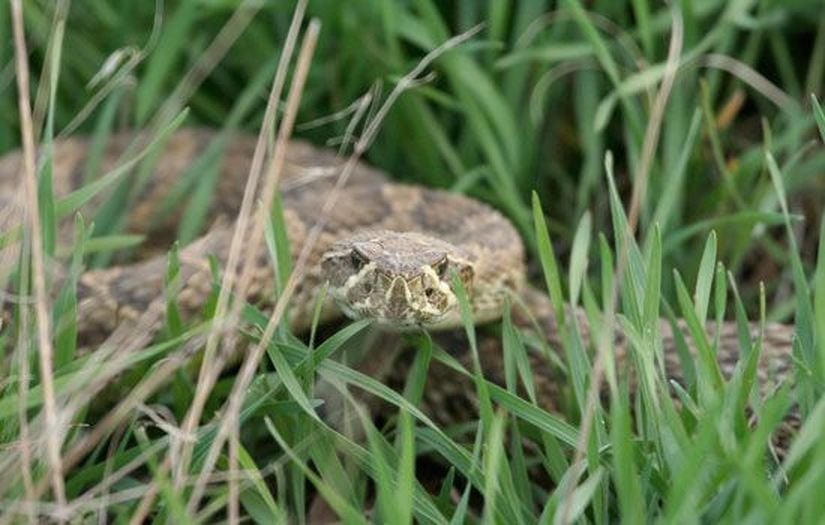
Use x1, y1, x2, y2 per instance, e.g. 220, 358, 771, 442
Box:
1, 0, 823, 522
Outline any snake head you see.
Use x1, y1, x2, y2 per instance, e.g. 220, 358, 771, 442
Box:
320, 230, 474, 328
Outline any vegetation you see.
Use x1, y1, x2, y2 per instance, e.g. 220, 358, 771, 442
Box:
1, 0, 823, 522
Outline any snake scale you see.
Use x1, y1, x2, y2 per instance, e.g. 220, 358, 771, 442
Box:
0, 128, 799, 452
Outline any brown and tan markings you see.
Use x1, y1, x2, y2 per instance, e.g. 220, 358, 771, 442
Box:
0, 128, 800, 453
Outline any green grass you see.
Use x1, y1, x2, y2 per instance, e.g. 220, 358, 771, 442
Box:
1, 0, 824, 522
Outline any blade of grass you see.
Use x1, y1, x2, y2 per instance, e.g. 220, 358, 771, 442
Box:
265, 418, 367, 524
766, 152, 817, 404
812, 94, 825, 143
53, 214, 90, 368
674, 269, 724, 397
693, 230, 717, 324
568, 211, 592, 307
451, 269, 494, 432
814, 216, 825, 385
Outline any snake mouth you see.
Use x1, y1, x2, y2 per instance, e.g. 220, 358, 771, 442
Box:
323, 268, 460, 329
329, 280, 453, 329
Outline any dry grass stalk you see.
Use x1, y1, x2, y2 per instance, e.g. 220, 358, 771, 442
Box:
130, 1, 311, 519
184, 21, 484, 514
3, 1, 292, 520
185, 18, 322, 514
169, 0, 310, 493
21, 325, 207, 519
699, 54, 796, 111
228, 426, 241, 524
7, 5, 482, 519
149, 0, 262, 133
5, 0, 263, 497
559, 5, 684, 523
9, 0, 68, 512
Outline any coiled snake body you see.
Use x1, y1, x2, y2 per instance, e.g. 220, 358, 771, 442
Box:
0, 129, 798, 451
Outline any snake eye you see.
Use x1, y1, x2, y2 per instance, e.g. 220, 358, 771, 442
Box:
425, 287, 435, 298
434, 257, 449, 278
350, 250, 367, 271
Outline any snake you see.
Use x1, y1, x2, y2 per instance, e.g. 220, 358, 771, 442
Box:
0, 128, 799, 453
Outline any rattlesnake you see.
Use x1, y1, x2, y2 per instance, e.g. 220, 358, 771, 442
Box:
0, 128, 799, 451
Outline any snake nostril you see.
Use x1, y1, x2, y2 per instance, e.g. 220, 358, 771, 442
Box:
425, 287, 435, 298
